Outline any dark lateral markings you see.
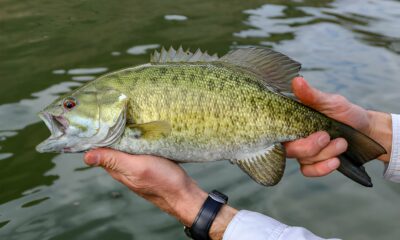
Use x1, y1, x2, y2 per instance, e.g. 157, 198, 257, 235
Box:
189, 73, 196, 81
207, 80, 216, 90
159, 67, 167, 74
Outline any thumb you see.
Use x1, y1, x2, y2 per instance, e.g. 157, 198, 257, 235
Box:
292, 77, 332, 110
84, 148, 131, 172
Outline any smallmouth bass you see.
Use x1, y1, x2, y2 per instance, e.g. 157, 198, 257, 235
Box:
36, 47, 386, 187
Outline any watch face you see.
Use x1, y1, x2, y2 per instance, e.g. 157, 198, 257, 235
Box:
210, 190, 228, 203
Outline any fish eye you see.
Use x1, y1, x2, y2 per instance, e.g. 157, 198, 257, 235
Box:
63, 97, 77, 110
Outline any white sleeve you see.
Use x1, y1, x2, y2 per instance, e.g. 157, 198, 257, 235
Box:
383, 114, 400, 182
223, 210, 340, 240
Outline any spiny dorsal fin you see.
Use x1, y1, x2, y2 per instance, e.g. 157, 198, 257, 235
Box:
218, 47, 301, 92
150, 46, 219, 63
235, 143, 286, 186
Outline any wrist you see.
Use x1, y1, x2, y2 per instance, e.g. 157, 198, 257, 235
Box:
208, 205, 238, 240
366, 110, 392, 162
176, 185, 238, 240
174, 181, 208, 227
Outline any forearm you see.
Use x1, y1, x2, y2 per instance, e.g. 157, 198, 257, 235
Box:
163, 180, 238, 240
171, 186, 334, 240
382, 113, 400, 182
209, 205, 239, 239
223, 210, 339, 240
366, 110, 392, 162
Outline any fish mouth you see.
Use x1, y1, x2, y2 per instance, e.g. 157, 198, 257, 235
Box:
36, 112, 69, 152
39, 112, 68, 139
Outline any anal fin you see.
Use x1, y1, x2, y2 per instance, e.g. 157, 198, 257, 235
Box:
235, 143, 286, 186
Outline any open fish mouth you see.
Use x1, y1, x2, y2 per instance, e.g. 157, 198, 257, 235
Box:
36, 112, 70, 153
38, 112, 68, 139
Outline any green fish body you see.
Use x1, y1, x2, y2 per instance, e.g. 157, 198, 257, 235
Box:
108, 63, 327, 158
37, 47, 385, 187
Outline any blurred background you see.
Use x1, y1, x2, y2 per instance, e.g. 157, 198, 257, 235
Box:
1, 0, 400, 239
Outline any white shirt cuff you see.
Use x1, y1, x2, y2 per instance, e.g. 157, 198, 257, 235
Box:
223, 210, 287, 240
223, 210, 339, 240
384, 114, 400, 182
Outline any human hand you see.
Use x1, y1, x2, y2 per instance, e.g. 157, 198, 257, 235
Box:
84, 149, 237, 240
284, 77, 392, 177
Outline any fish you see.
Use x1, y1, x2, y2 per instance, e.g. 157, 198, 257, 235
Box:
36, 46, 386, 187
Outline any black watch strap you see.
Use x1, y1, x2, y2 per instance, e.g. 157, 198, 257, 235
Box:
184, 190, 228, 240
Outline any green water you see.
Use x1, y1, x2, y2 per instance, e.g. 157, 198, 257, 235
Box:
1, 0, 400, 239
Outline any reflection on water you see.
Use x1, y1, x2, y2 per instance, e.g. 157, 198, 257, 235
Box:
164, 15, 188, 21
111, 51, 121, 56
126, 44, 160, 55
71, 76, 96, 82
67, 68, 108, 75
0, 82, 81, 132
0, 153, 13, 161
1, 0, 400, 239
52, 70, 66, 75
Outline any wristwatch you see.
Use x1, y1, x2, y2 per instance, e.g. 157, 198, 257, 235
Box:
184, 190, 229, 240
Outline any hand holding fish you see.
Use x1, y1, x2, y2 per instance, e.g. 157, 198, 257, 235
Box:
285, 77, 392, 177
84, 148, 238, 240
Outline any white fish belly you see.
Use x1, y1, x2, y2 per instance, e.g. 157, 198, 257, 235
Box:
110, 130, 275, 163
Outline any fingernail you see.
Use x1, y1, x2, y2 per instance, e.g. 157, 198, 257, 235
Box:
317, 133, 329, 147
327, 158, 340, 170
85, 152, 100, 166
335, 139, 347, 151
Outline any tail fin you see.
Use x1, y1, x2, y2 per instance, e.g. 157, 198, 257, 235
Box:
334, 122, 386, 187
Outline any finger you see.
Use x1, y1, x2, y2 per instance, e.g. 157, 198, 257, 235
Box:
84, 148, 134, 172
292, 77, 339, 110
300, 158, 341, 177
285, 131, 330, 158
292, 77, 353, 115
292, 77, 329, 109
298, 138, 348, 164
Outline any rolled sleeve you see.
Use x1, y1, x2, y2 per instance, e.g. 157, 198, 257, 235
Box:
223, 210, 339, 240
384, 114, 400, 182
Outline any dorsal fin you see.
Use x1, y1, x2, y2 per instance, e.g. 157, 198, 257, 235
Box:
150, 46, 219, 63
218, 47, 301, 92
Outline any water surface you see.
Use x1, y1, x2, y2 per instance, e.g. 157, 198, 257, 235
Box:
1, 0, 400, 239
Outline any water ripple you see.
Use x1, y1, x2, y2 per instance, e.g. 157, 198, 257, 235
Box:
164, 15, 188, 21
126, 44, 160, 55
67, 68, 108, 75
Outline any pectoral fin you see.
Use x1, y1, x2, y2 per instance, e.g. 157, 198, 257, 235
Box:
128, 121, 171, 140
235, 143, 286, 186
